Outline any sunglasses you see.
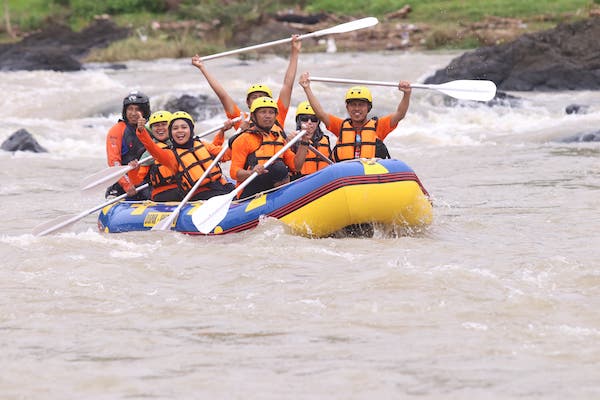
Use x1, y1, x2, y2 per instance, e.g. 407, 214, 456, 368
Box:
299, 115, 319, 123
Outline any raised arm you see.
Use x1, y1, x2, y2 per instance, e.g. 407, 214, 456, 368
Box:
390, 80, 412, 127
136, 116, 178, 173
293, 130, 311, 171
192, 54, 237, 116
278, 35, 302, 110
298, 72, 330, 127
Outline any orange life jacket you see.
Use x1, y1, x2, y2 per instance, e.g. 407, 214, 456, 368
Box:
173, 138, 227, 192
148, 142, 179, 197
300, 134, 332, 175
333, 117, 379, 162
243, 124, 287, 169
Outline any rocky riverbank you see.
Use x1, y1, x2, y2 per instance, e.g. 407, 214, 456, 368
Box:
2, 9, 600, 93
0, 18, 129, 71
424, 16, 600, 91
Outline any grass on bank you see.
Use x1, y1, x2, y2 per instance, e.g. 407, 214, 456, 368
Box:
2, 0, 598, 57
307, 0, 596, 22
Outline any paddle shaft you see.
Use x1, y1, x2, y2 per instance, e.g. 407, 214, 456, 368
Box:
311, 76, 400, 88
200, 17, 378, 61
33, 183, 150, 236
151, 138, 231, 231
234, 129, 307, 196
81, 118, 240, 192
80, 155, 152, 192
309, 76, 497, 101
307, 143, 333, 165
192, 130, 307, 234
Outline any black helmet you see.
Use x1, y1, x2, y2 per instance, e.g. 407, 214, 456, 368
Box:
122, 90, 151, 121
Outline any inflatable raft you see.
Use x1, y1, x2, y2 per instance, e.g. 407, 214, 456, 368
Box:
97, 158, 432, 237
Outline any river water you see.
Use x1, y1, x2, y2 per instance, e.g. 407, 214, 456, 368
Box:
1, 51, 599, 399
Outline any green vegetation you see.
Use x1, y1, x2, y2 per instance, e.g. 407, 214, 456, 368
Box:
306, 0, 593, 22
2, 0, 56, 32
1, 0, 597, 57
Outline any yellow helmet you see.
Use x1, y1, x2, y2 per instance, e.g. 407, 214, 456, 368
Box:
247, 83, 273, 99
168, 111, 195, 128
295, 100, 315, 117
345, 86, 372, 103
250, 96, 278, 113
148, 110, 172, 126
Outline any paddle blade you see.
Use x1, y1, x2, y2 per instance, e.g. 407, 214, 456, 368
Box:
313, 17, 379, 36
151, 212, 176, 231
418, 80, 497, 102
81, 165, 131, 191
191, 193, 235, 234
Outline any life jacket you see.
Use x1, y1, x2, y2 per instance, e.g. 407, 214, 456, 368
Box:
228, 120, 287, 148
300, 133, 332, 175
173, 138, 227, 193
242, 123, 287, 170
332, 117, 390, 162
148, 142, 179, 194
121, 123, 147, 165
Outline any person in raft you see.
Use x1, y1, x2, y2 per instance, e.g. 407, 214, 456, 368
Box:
191, 35, 302, 130
229, 97, 308, 198
135, 111, 236, 201
298, 72, 412, 161
289, 100, 332, 181
105, 90, 153, 200
128, 110, 177, 201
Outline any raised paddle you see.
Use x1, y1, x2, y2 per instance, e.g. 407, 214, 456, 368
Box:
200, 17, 378, 61
151, 135, 234, 231
80, 117, 241, 192
191, 130, 307, 234
32, 183, 150, 236
309, 76, 497, 102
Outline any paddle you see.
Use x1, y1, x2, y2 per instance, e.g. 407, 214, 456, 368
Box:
309, 76, 497, 102
200, 17, 379, 61
307, 143, 333, 165
80, 155, 153, 192
151, 137, 233, 231
191, 130, 307, 234
32, 183, 150, 237
80, 118, 241, 192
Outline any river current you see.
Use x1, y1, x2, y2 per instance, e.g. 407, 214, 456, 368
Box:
1, 51, 599, 399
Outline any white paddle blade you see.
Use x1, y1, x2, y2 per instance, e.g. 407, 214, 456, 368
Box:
151, 213, 176, 231
152, 138, 232, 232
80, 165, 131, 191
416, 80, 497, 102
191, 130, 305, 233
81, 155, 154, 191
201, 18, 378, 61
191, 193, 235, 234
312, 17, 379, 36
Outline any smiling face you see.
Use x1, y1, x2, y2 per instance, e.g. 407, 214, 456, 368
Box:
125, 104, 143, 125
345, 100, 370, 123
150, 121, 169, 142
170, 119, 192, 145
297, 115, 319, 135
